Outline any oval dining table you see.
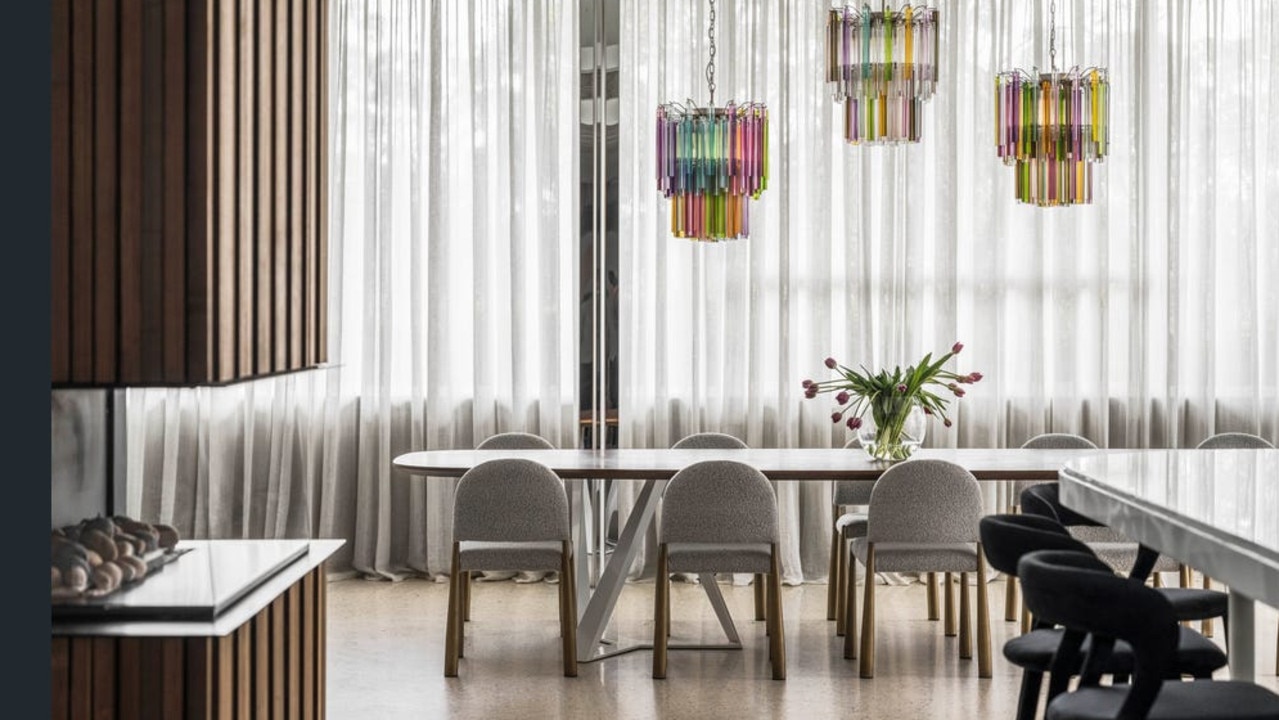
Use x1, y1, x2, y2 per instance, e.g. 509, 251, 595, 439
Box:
393, 446, 1119, 661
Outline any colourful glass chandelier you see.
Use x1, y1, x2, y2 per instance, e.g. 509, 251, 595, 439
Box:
655, 0, 768, 242
825, 4, 940, 145
995, 0, 1109, 206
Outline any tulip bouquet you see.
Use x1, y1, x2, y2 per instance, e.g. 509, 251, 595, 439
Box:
802, 342, 983, 461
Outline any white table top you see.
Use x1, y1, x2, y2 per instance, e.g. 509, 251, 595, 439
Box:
1059, 449, 1279, 605
393, 447, 1124, 481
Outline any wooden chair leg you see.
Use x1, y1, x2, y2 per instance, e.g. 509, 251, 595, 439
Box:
1203, 575, 1215, 637
944, 572, 957, 637
836, 535, 848, 636
977, 549, 992, 678
463, 571, 472, 622
1020, 604, 1032, 635
769, 547, 786, 680
1152, 571, 1163, 588
653, 545, 669, 679
561, 541, 578, 677
859, 544, 876, 678
444, 543, 461, 677
843, 547, 859, 659
754, 574, 767, 621
959, 571, 973, 659
927, 571, 940, 621
1004, 574, 1018, 622
827, 523, 840, 621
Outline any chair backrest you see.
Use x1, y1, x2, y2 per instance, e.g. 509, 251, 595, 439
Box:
1196, 432, 1275, 449
1018, 549, 1178, 719
866, 459, 983, 544
1013, 433, 1098, 497
671, 432, 748, 450
834, 437, 875, 506
660, 460, 779, 545
1019, 482, 1105, 528
978, 513, 1091, 577
453, 458, 569, 542
476, 432, 555, 450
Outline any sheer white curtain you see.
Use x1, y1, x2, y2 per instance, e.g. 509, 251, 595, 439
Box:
124, 0, 581, 579
617, 0, 1279, 584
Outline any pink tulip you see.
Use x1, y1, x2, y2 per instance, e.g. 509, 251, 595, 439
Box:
948, 382, 958, 391
922, 406, 933, 415
802, 379, 813, 388
825, 357, 838, 369
952, 342, 964, 354
896, 383, 908, 394
953, 387, 966, 398
944, 418, 953, 428
831, 411, 843, 424
835, 391, 850, 404
805, 386, 818, 399
848, 417, 863, 430
968, 372, 983, 382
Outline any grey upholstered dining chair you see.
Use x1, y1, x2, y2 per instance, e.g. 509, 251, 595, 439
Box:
444, 457, 578, 677
1195, 431, 1275, 641
828, 439, 943, 639
1004, 432, 1186, 632
847, 459, 991, 679
670, 432, 769, 620
653, 459, 785, 680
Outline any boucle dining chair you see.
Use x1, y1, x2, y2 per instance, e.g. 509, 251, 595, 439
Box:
670, 432, 768, 620
847, 459, 991, 678
980, 514, 1227, 720
1195, 431, 1275, 643
464, 432, 558, 612
1008, 433, 1187, 632
444, 457, 577, 677
1018, 549, 1279, 720
829, 438, 942, 639
653, 459, 785, 680
1004, 433, 1099, 623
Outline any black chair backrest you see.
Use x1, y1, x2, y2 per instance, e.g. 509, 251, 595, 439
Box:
1018, 549, 1179, 719
978, 513, 1090, 578
1018, 483, 1104, 528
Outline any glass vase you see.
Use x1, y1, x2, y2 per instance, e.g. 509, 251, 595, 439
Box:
856, 403, 927, 462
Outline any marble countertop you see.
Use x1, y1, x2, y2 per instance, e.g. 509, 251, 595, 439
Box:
1060, 449, 1279, 604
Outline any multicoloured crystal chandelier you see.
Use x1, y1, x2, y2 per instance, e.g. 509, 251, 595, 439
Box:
825, 4, 940, 145
995, 0, 1109, 206
656, 0, 769, 242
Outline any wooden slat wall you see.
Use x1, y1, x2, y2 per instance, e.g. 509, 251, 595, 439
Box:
52, 566, 327, 719
50, 0, 328, 386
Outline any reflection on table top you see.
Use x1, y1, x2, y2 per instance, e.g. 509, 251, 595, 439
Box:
393, 447, 1129, 481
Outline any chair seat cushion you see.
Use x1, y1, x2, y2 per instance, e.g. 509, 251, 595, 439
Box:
666, 542, 773, 575
837, 512, 869, 539
1087, 542, 1181, 574
851, 539, 978, 573
1003, 626, 1226, 677
1157, 587, 1229, 622
1046, 679, 1279, 720
458, 540, 564, 572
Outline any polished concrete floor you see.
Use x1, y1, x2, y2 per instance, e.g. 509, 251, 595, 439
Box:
328, 574, 1279, 719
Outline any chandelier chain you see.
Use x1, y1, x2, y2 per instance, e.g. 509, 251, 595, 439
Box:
706, 0, 717, 107
1049, 0, 1057, 72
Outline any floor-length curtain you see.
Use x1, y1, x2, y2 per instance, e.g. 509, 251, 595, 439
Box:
617, 0, 1279, 584
124, 0, 581, 580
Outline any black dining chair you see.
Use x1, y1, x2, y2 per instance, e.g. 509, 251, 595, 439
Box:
1019, 548, 1279, 720
980, 514, 1227, 720
1019, 484, 1230, 635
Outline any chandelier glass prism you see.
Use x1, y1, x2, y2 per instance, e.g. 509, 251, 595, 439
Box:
995, 0, 1110, 206
825, 4, 940, 145
655, 0, 769, 242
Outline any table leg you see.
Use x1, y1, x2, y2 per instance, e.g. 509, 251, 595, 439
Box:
577, 478, 664, 659
697, 574, 742, 645
1229, 590, 1256, 681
